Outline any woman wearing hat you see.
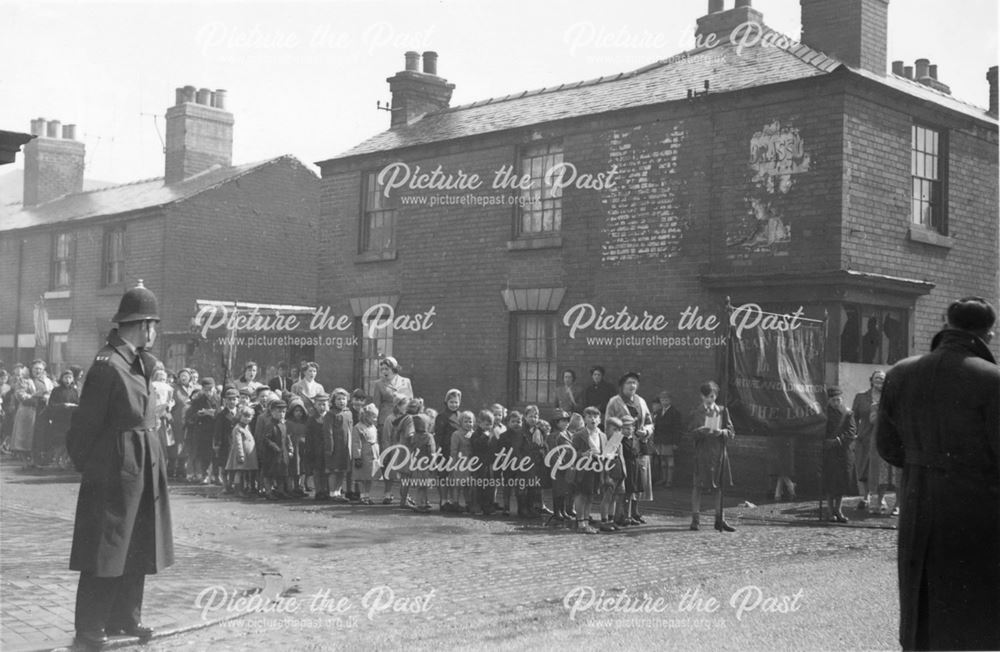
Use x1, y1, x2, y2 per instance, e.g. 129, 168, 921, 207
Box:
822, 386, 856, 523
605, 371, 655, 514
372, 356, 413, 430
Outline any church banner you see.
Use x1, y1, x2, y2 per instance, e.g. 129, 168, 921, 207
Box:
724, 316, 826, 438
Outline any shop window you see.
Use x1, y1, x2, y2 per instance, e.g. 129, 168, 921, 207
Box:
841, 305, 908, 364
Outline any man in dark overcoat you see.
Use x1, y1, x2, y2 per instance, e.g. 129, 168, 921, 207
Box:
66, 281, 174, 648
877, 297, 999, 651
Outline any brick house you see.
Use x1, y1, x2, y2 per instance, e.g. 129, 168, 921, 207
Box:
314, 0, 998, 492
0, 87, 320, 382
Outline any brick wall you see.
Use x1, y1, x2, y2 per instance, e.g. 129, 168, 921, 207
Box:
163, 156, 321, 379
1, 156, 321, 378
314, 72, 995, 495
0, 213, 165, 369
842, 88, 1000, 356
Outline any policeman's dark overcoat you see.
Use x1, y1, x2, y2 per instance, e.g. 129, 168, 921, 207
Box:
877, 329, 999, 650
67, 329, 174, 576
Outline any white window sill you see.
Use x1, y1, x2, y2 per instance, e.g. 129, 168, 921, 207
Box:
507, 235, 563, 251
44, 289, 71, 299
908, 225, 954, 249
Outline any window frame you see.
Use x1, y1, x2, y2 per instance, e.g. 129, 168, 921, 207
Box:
359, 169, 397, 256
354, 316, 394, 399
509, 311, 559, 406
514, 141, 564, 238
50, 231, 74, 290
102, 224, 126, 287
910, 123, 948, 235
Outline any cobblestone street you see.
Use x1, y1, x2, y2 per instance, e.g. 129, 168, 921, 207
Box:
0, 460, 901, 651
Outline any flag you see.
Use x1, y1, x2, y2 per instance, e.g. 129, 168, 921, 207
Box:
33, 295, 49, 350
722, 307, 826, 438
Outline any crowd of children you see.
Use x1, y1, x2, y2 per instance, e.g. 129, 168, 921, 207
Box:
151, 362, 693, 534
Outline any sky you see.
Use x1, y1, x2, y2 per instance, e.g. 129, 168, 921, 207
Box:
1, 0, 996, 191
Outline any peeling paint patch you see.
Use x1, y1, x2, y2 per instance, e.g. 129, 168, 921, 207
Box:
728, 120, 810, 251
601, 123, 689, 264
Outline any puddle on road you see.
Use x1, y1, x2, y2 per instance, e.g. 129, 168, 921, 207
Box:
265, 523, 475, 554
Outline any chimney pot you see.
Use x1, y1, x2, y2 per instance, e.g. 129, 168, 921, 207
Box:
183, 85, 196, 103
175, 87, 185, 105
404, 51, 420, 72
735, 0, 751, 7
903, 66, 913, 80
62, 124, 77, 140
422, 51, 438, 75
928, 64, 937, 80
891, 60, 904, 76
47, 120, 61, 138
214, 89, 227, 110
30, 118, 45, 136
196, 88, 212, 105
708, 0, 724, 12
915, 58, 930, 79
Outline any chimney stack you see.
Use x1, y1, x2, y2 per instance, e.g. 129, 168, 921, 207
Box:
988, 66, 998, 117
799, 0, 888, 75
913, 59, 951, 94
164, 83, 234, 183
891, 60, 904, 76
23, 116, 85, 206
695, 0, 763, 42
386, 51, 455, 129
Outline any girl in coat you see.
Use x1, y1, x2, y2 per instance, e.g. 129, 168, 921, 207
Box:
351, 403, 381, 505
328, 389, 354, 502
409, 412, 437, 512
227, 406, 258, 497
496, 411, 524, 516
434, 389, 462, 512
688, 380, 736, 532
285, 398, 310, 497
449, 410, 475, 512
822, 387, 856, 523
381, 396, 414, 505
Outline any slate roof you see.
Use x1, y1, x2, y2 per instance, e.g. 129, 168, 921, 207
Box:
0, 155, 303, 233
323, 27, 995, 163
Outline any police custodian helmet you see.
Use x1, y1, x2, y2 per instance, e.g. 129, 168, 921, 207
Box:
112, 279, 161, 324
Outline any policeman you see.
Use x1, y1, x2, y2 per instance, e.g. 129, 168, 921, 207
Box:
67, 280, 174, 649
